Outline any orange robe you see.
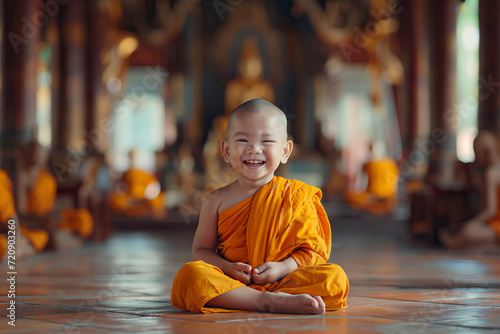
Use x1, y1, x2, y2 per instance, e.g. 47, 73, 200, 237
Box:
171, 176, 349, 313
58, 209, 94, 239
346, 158, 399, 215
488, 186, 500, 241
109, 169, 164, 216
0, 169, 17, 258
27, 170, 57, 216
21, 170, 55, 251
0, 169, 16, 223
24, 171, 94, 249
0, 236, 5, 258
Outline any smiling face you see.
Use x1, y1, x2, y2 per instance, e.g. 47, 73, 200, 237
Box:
221, 103, 292, 187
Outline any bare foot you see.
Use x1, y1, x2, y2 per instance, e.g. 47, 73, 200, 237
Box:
312, 296, 326, 312
261, 292, 326, 315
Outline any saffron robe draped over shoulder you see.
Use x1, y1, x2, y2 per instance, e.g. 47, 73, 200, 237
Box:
171, 176, 349, 313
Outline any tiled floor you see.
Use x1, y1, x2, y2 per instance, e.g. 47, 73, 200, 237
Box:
1, 217, 500, 333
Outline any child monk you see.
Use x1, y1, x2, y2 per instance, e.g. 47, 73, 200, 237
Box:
171, 99, 349, 314
439, 130, 500, 249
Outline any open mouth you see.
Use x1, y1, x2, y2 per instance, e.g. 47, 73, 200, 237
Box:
243, 160, 265, 167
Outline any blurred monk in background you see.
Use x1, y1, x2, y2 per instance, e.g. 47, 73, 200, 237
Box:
345, 140, 399, 215
0, 169, 37, 259
18, 142, 94, 251
439, 131, 500, 250
109, 149, 166, 219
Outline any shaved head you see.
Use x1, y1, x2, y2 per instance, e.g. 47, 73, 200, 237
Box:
226, 99, 288, 141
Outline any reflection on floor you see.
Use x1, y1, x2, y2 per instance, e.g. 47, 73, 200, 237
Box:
1, 218, 499, 333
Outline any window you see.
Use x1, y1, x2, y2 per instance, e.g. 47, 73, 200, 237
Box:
36, 43, 52, 148
112, 67, 169, 172
456, 0, 479, 162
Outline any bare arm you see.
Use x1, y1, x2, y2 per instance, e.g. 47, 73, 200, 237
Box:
191, 191, 228, 269
192, 191, 252, 284
470, 167, 498, 222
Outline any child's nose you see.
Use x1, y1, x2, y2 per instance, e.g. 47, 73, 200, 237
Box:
248, 143, 262, 153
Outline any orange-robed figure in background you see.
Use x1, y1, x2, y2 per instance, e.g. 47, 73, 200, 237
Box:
345, 142, 399, 215
18, 142, 94, 252
172, 99, 349, 314
0, 169, 17, 257
0, 167, 54, 259
108, 150, 166, 218
0, 170, 16, 223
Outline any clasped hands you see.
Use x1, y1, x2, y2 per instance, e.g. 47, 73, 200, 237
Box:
224, 261, 290, 285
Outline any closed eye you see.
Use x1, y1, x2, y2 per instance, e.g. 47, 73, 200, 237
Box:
236, 139, 248, 143
262, 140, 276, 143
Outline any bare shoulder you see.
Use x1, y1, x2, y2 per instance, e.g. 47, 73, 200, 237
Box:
200, 188, 224, 216
199, 181, 234, 214
214, 181, 256, 215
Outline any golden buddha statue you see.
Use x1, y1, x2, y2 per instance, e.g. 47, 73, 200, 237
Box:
204, 36, 275, 184
225, 37, 275, 113
212, 37, 275, 140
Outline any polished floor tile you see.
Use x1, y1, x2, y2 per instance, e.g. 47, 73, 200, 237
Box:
1, 215, 499, 333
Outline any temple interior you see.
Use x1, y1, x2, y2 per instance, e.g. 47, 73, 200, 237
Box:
1, 0, 500, 333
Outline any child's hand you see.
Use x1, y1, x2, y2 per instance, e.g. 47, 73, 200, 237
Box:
251, 262, 287, 284
225, 262, 253, 285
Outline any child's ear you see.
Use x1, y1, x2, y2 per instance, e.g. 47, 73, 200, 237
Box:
280, 140, 293, 164
221, 139, 230, 163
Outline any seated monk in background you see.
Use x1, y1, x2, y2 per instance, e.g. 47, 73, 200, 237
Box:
439, 131, 500, 249
345, 141, 399, 215
109, 149, 166, 219
18, 142, 94, 251
0, 169, 37, 259
171, 99, 349, 314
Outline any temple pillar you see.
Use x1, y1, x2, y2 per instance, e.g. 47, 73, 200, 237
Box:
1, 0, 40, 149
185, 15, 204, 159
427, 0, 460, 187
54, 0, 87, 151
478, 0, 500, 134
85, 1, 111, 153
397, 0, 430, 180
